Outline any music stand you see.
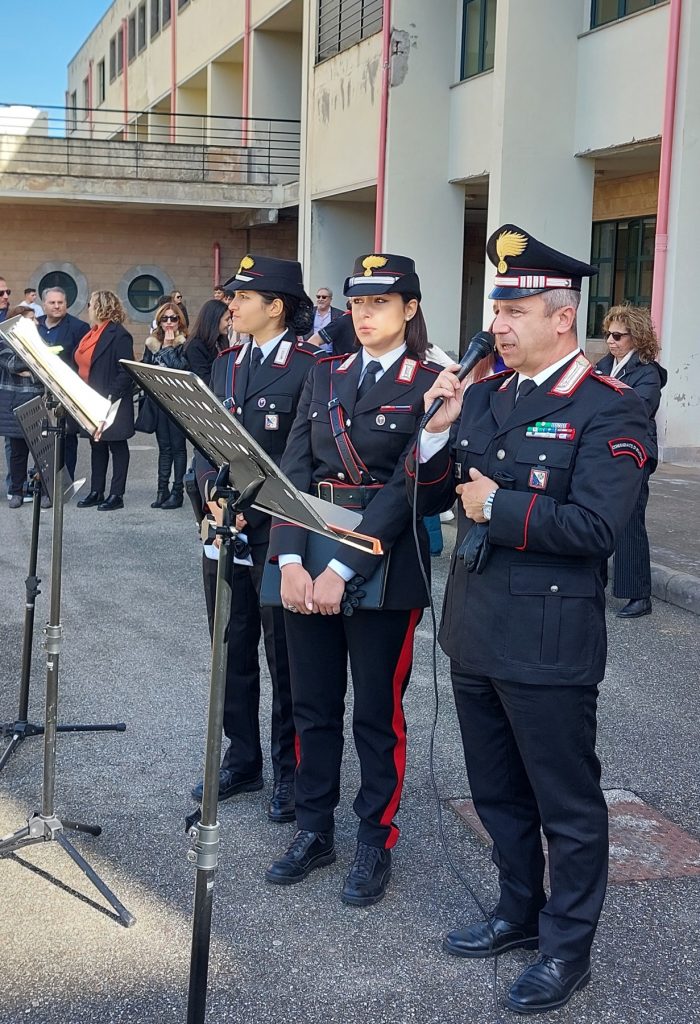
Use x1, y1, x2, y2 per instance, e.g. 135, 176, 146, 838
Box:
122, 361, 382, 1024
0, 316, 134, 928
0, 394, 127, 775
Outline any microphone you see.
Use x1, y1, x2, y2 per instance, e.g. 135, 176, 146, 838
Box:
422, 330, 495, 425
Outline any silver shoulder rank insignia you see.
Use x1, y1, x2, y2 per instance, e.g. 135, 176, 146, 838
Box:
338, 352, 359, 373
397, 358, 418, 384
273, 340, 292, 366
549, 353, 591, 397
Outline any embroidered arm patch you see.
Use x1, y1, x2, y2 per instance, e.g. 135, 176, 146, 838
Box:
608, 437, 647, 468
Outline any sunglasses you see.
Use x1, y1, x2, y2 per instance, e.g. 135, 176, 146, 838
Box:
160, 315, 179, 322
0, 289, 11, 297
605, 331, 630, 341
316, 294, 329, 299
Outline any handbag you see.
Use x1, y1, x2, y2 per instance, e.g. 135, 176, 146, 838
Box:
260, 530, 390, 613
134, 392, 158, 434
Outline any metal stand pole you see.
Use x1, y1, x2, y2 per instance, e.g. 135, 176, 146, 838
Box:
186, 469, 263, 1023
0, 406, 135, 928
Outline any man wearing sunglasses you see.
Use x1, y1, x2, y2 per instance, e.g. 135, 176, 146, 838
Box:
0, 278, 10, 323
303, 286, 343, 340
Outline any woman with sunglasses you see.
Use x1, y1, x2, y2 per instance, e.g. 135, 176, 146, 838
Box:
595, 305, 667, 618
142, 302, 189, 509
264, 254, 441, 907
168, 289, 189, 328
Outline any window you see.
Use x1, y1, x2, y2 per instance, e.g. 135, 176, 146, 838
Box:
162, 0, 171, 27
82, 76, 90, 117
587, 216, 656, 336
138, 3, 147, 51
97, 60, 106, 104
151, 0, 161, 37
460, 0, 496, 80
128, 274, 165, 314
591, 0, 663, 29
109, 37, 116, 82
117, 29, 124, 74
67, 92, 77, 133
317, 0, 383, 63
38, 271, 79, 309
128, 15, 136, 61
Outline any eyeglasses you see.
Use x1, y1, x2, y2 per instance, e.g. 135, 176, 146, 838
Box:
160, 315, 179, 322
0, 289, 11, 297
605, 331, 630, 341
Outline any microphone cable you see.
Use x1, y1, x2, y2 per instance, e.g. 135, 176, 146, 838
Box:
411, 418, 509, 1018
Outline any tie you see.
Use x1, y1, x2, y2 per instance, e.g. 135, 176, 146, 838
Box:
249, 345, 263, 380
516, 378, 537, 404
357, 359, 382, 402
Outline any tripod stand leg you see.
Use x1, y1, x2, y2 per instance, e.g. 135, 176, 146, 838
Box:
56, 722, 127, 734
56, 832, 136, 928
62, 819, 102, 837
0, 734, 22, 773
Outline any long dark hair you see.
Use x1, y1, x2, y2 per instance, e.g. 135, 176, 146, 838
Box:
403, 299, 429, 360
258, 291, 313, 337
185, 299, 229, 353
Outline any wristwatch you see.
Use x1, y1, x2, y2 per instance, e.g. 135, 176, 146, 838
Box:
482, 489, 497, 521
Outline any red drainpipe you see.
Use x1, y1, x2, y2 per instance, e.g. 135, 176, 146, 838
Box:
374, 0, 392, 250
122, 18, 129, 139
651, 0, 683, 342
170, 0, 177, 142
242, 0, 251, 145
212, 242, 221, 287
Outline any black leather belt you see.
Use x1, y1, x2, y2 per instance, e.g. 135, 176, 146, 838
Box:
317, 480, 382, 510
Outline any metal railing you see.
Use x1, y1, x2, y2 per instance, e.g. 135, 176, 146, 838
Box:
0, 104, 301, 188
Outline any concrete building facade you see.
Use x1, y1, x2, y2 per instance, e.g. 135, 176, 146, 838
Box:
0, 0, 696, 458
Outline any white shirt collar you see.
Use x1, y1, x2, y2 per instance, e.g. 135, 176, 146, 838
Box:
361, 342, 407, 377
252, 329, 288, 363
517, 349, 582, 388
612, 350, 634, 376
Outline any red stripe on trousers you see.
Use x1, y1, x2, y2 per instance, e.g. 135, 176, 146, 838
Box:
380, 608, 421, 848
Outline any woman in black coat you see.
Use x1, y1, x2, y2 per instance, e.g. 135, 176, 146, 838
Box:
595, 304, 667, 617
74, 291, 135, 511
183, 300, 230, 386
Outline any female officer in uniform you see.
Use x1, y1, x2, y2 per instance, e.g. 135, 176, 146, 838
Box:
191, 255, 317, 825
264, 254, 441, 906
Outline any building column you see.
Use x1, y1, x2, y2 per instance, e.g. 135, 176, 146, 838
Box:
657, 0, 700, 463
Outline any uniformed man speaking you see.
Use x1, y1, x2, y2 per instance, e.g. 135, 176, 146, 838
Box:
409, 226, 650, 1014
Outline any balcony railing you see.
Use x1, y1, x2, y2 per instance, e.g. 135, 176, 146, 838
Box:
0, 104, 301, 188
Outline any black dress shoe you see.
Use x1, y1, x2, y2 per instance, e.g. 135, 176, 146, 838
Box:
443, 916, 539, 959
505, 955, 591, 1014
97, 495, 124, 511
77, 490, 104, 508
265, 829, 335, 885
190, 768, 263, 803
617, 598, 652, 619
161, 491, 184, 509
151, 488, 170, 508
340, 842, 392, 907
267, 779, 295, 824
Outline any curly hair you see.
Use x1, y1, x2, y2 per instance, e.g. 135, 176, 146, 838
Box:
90, 290, 126, 325
603, 304, 659, 363
152, 302, 188, 342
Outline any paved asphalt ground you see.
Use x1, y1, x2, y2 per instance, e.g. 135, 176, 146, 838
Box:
0, 442, 698, 1024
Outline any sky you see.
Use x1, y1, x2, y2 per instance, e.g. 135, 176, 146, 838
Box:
0, 1, 110, 112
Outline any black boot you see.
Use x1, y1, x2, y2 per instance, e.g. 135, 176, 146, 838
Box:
161, 489, 183, 509
151, 487, 170, 509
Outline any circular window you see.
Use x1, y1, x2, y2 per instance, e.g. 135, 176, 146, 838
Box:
127, 274, 164, 314
38, 270, 78, 308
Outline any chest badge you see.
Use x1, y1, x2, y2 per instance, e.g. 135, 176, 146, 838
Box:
375, 414, 386, 425
528, 467, 549, 490
258, 397, 267, 408
526, 421, 576, 441
264, 414, 279, 431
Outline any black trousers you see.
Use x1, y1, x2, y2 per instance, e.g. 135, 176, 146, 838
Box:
64, 432, 78, 481
450, 667, 608, 961
283, 608, 421, 849
202, 553, 295, 783
89, 438, 130, 496
8, 436, 30, 495
155, 411, 187, 493
613, 461, 653, 599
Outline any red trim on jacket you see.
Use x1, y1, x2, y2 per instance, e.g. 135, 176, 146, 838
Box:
515, 494, 538, 551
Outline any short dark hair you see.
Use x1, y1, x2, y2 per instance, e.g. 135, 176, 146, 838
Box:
24, 287, 36, 295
